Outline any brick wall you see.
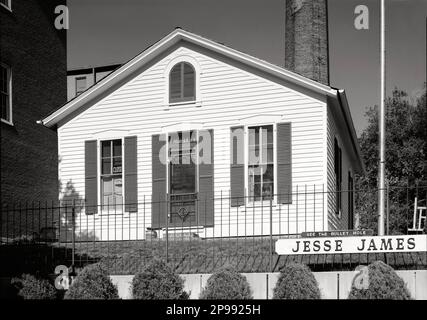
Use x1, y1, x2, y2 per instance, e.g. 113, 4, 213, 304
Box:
285, 0, 329, 85
1, 0, 67, 206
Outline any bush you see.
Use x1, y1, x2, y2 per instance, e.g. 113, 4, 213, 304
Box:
64, 263, 119, 299
273, 263, 321, 299
348, 261, 411, 299
199, 266, 252, 299
11, 274, 57, 300
132, 258, 188, 299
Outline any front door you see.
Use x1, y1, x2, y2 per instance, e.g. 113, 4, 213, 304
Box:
168, 131, 198, 227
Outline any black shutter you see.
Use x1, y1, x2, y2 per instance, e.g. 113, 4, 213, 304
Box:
85, 140, 98, 214
230, 126, 245, 207
277, 123, 292, 204
124, 136, 138, 212
198, 129, 214, 226
152, 134, 167, 229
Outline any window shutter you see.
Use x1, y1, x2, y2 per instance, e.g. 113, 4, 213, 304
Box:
277, 123, 292, 204
230, 126, 245, 207
198, 129, 214, 226
124, 136, 138, 212
85, 140, 98, 214
151, 134, 167, 228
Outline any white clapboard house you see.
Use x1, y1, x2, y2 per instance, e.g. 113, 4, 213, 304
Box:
40, 29, 363, 240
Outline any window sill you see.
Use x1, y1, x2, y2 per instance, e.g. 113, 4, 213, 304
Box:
1, 118, 13, 126
237, 200, 278, 209
92, 211, 132, 219
164, 100, 202, 110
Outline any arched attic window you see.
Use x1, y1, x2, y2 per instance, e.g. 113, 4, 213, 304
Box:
169, 62, 195, 103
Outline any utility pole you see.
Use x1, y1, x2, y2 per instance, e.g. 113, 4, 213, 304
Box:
378, 0, 386, 236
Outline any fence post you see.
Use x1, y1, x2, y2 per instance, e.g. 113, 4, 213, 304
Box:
386, 183, 390, 235
166, 193, 169, 263
71, 200, 76, 273
269, 196, 273, 273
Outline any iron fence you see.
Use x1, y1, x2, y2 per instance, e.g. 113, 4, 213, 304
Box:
0, 184, 426, 276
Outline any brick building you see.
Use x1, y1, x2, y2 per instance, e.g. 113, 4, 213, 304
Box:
1, 0, 67, 206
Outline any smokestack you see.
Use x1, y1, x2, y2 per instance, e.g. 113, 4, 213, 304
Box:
285, 0, 330, 85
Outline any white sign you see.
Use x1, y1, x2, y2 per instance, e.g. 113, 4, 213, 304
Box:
275, 234, 427, 255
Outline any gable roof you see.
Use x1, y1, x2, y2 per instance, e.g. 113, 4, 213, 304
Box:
39, 28, 363, 173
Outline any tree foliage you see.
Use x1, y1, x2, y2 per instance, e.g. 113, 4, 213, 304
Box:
348, 261, 411, 299
64, 263, 119, 299
356, 86, 427, 234
199, 266, 253, 299
11, 274, 57, 300
272, 263, 321, 299
131, 258, 189, 299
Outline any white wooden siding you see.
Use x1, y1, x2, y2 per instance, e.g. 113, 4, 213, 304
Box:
326, 104, 354, 230
58, 45, 330, 239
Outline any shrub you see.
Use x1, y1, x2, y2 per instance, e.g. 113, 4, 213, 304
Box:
11, 274, 57, 300
199, 266, 252, 299
348, 261, 411, 299
64, 263, 119, 299
132, 258, 188, 299
273, 263, 321, 299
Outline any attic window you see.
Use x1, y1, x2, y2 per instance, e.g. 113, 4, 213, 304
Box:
169, 62, 195, 103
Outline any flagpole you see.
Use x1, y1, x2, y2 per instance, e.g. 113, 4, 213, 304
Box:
378, 0, 386, 236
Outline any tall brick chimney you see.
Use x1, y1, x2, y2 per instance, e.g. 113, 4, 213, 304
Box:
285, 0, 330, 85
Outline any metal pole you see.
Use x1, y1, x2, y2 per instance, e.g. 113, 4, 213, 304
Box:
378, 0, 386, 236
269, 197, 273, 272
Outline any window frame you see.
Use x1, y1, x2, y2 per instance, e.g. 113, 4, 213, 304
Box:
1, 62, 12, 125
166, 130, 200, 197
169, 62, 196, 104
164, 56, 201, 109
0, 0, 12, 11
97, 137, 126, 215
244, 123, 278, 206
75, 76, 87, 96
334, 137, 343, 217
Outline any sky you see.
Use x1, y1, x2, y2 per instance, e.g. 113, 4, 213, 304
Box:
67, 0, 427, 135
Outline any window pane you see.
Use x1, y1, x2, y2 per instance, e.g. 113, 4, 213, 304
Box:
102, 177, 113, 195
102, 141, 111, 158
261, 144, 274, 163
262, 183, 273, 200
112, 157, 122, 174
0, 66, 6, 93
76, 77, 86, 94
170, 64, 181, 101
102, 158, 111, 174
1, 93, 7, 120
262, 164, 274, 182
113, 178, 123, 195
170, 163, 196, 194
183, 63, 195, 99
113, 139, 121, 157
248, 145, 260, 164
248, 127, 259, 146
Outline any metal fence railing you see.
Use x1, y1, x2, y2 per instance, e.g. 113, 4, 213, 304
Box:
0, 184, 426, 275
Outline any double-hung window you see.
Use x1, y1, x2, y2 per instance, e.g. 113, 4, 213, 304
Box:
1, 63, 12, 124
248, 125, 274, 201
100, 139, 123, 211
